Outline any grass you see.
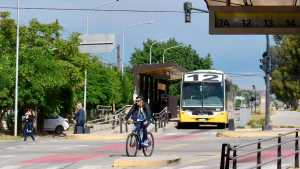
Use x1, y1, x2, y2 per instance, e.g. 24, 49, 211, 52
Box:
247, 113, 265, 128
0, 134, 22, 141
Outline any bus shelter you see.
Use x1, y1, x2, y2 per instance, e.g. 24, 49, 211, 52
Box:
133, 63, 186, 117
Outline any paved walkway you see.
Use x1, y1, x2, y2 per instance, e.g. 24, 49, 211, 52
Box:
271, 110, 300, 127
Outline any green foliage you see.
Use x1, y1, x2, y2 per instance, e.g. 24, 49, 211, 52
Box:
247, 115, 264, 128
0, 11, 133, 132
271, 35, 300, 109
131, 38, 213, 71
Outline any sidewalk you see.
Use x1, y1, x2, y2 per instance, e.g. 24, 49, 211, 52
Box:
113, 156, 180, 168
217, 128, 298, 138
65, 121, 176, 141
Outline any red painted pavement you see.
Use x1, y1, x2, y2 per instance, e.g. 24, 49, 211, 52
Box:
22, 153, 108, 164
21, 131, 199, 164
238, 149, 294, 163
96, 143, 124, 151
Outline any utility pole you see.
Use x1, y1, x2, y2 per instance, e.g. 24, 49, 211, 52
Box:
116, 44, 121, 71
261, 35, 272, 131
14, 0, 20, 137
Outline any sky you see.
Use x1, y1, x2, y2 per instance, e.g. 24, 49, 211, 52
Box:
0, 0, 271, 90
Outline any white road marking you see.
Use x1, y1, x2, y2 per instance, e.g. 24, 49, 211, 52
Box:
179, 166, 208, 169
158, 167, 174, 169
0, 165, 21, 169
77, 165, 103, 169
0, 155, 14, 158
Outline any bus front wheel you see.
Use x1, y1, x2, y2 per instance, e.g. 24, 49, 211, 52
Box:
217, 123, 226, 129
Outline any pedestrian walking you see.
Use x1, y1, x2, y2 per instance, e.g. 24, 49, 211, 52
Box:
74, 103, 85, 134
23, 108, 35, 141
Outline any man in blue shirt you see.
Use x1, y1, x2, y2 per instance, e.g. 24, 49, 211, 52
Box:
74, 103, 85, 134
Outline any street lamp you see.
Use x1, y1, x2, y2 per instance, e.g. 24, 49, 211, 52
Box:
85, 0, 119, 34
83, 0, 119, 120
149, 38, 168, 64
122, 20, 155, 76
162, 45, 184, 63
14, 0, 20, 137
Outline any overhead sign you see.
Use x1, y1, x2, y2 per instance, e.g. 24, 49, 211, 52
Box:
209, 7, 300, 34
79, 34, 115, 53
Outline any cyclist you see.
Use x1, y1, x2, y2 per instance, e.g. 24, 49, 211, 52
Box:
125, 96, 152, 146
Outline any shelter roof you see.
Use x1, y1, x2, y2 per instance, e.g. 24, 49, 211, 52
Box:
133, 63, 186, 81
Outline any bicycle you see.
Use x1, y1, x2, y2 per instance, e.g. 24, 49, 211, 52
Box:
125, 121, 154, 157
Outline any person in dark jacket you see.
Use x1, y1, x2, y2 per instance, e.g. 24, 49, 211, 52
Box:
74, 103, 85, 134
23, 109, 35, 141
125, 96, 152, 146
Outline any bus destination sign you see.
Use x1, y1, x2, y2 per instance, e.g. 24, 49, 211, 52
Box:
209, 6, 300, 34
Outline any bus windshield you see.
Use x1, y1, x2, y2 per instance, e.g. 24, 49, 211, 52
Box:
202, 82, 224, 107
182, 82, 224, 108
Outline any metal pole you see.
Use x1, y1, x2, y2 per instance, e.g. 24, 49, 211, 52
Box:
162, 49, 166, 63
233, 146, 237, 169
220, 144, 227, 169
296, 130, 299, 168
84, 69, 87, 121
119, 117, 123, 133
277, 135, 282, 169
257, 139, 262, 169
121, 31, 124, 78
225, 144, 231, 169
254, 89, 257, 113
264, 34, 272, 131
83, 14, 88, 121
14, 0, 20, 137
149, 43, 153, 64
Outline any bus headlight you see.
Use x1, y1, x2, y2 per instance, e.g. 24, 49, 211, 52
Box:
183, 110, 193, 116
217, 112, 226, 116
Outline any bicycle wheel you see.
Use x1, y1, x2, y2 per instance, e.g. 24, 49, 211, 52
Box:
142, 132, 154, 157
126, 133, 138, 157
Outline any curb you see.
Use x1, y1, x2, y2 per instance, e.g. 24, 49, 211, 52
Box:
65, 134, 126, 141
113, 156, 180, 168
272, 125, 300, 129
216, 130, 285, 138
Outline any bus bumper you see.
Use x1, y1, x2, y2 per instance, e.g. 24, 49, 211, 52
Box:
179, 111, 229, 124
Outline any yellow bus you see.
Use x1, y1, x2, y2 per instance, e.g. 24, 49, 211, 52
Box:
178, 70, 234, 128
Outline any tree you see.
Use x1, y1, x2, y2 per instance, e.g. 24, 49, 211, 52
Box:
271, 35, 300, 109
0, 11, 134, 133
131, 38, 212, 71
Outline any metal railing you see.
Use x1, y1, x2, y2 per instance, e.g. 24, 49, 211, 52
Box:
220, 129, 300, 169
153, 107, 169, 132
87, 105, 170, 134
87, 105, 132, 133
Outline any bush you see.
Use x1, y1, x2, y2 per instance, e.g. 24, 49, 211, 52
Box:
247, 115, 264, 128
5, 113, 14, 131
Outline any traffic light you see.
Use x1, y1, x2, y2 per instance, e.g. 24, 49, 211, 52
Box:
259, 51, 270, 73
184, 2, 192, 23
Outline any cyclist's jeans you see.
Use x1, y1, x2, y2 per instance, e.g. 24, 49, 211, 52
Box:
134, 122, 147, 142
